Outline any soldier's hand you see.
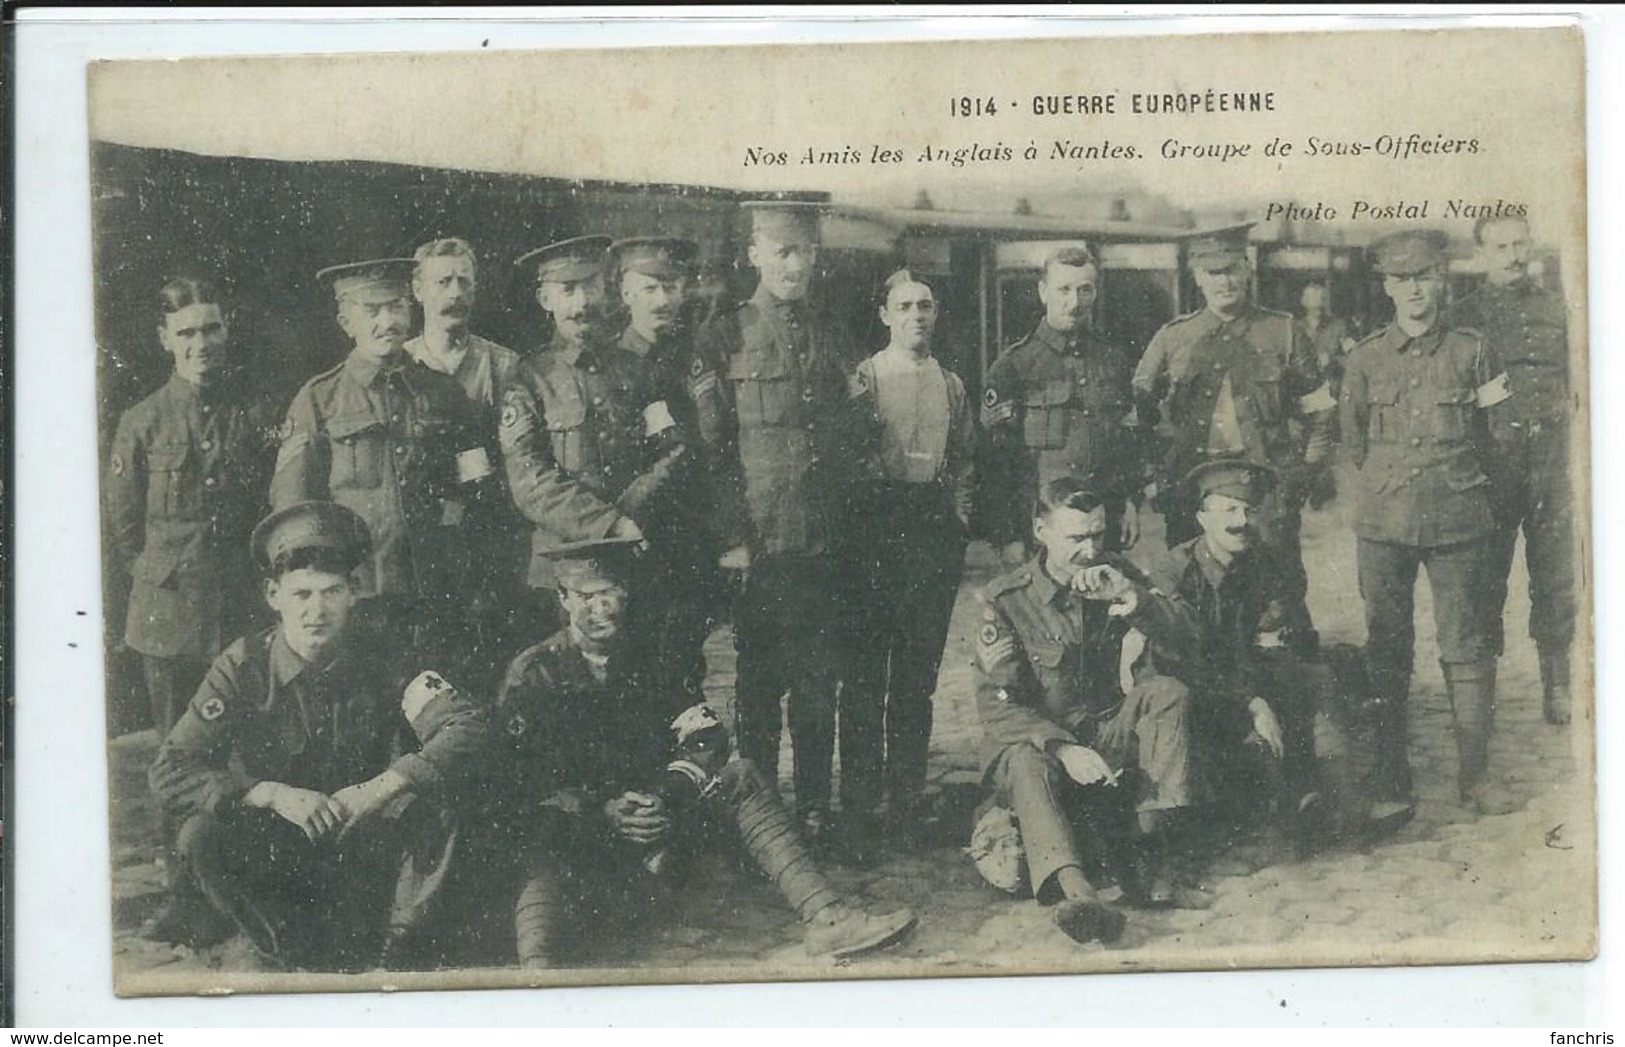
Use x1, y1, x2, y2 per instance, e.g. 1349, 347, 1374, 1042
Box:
605, 791, 671, 846
719, 545, 752, 571
1056, 744, 1119, 788
1094, 712, 1136, 756
251, 783, 348, 843
1118, 502, 1141, 549
1247, 697, 1285, 760
332, 769, 412, 842
1074, 564, 1139, 612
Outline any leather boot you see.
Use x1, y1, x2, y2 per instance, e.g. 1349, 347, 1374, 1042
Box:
1539, 645, 1572, 727
1445, 663, 1518, 816
1364, 690, 1414, 802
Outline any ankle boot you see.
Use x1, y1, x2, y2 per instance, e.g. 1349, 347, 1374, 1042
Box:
1445, 663, 1518, 816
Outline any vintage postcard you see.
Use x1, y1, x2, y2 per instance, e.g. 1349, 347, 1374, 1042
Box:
86, 24, 1593, 997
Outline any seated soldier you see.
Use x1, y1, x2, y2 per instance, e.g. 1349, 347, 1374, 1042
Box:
969, 476, 1209, 947
493, 536, 918, 968
148, 501, 491, 971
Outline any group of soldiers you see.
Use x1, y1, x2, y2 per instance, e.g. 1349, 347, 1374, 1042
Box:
107, 198, 1575, 968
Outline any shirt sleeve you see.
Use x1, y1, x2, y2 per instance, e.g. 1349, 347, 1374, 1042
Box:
499, 381, 623, 542
1285, 319, 1336, 464
268, 387, 329, 510
148, 653, 259, 820
945, 369, 976, 525
686, 319, 751, 551
1339, 350, 1371, 470
387, 664, 492, 800
973, 600, 1077, 756
106, 410, 146, 571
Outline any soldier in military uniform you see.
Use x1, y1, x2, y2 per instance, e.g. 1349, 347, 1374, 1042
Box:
492, 537, 917, 967
981, 244, 1145, 566
1342, 230, 1519, 816
270, 259, 493, 675
1449, 215, 1577, 726
107, 275, 283, 945
607, 235, 719, 704
839, 269, 975, 854
687, 201, 863, 839
500, 236, 691, 696
404, 237, 531, 689
1298, 281, 1357, 508
971, 476, 1205, 945
148, 501, 491, 970
1133, 226, 1336, 654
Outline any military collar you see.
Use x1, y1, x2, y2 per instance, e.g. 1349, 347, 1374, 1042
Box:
1028, 554, 1074, 609
620, 325, 656, 358
1201, 301, 1259, 335
1193, 535, 1236, 590
555, 334, 607, 370
269, 628, 348, 686
406, 329, 474, 377
752, 283, 808, 316
343, 347, 413, 388
1378, 321, 1445, 357
1483, 278, 1541, 302
1031, 319, 1094, 357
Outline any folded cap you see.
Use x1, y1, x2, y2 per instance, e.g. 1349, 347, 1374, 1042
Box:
516, 235, 613, 284
741, 199, 824, 242
610, 236, 700, 281
316, 259, 415, 303
1185, 224, 1254, 270
1184, 458, 1278, 507
1369, 229, 1451, 276
536, 535, 642, 588
251, 500, 372, 575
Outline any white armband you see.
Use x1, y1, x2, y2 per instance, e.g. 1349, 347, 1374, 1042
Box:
1297, 382, 1337, 414
1476, 373, 1512, 409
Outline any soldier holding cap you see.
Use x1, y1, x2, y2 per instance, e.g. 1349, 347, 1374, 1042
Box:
500, 236, 692, 668
838, 268, 975, 853
1342, 229, 1519, 816
1134, 225, 1335, 655
108, 274, 282, 945
971, 476, 1206, 944
686, 200, 863, 840
148, 501, 491, 969
1449, 215, 1577, 726
981, 244, 1146, 565
491, 536, 917, 967
270, 258, 491, 671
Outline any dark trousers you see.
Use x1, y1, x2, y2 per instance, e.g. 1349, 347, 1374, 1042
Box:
176, 801, 449, 971
733, 556, 842, 817
631, 538, 721, 707
839, 484, 966, 814
1488, 421, 1576, 654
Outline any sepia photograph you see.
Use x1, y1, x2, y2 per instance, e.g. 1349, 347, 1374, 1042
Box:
75, 24, 1594, 999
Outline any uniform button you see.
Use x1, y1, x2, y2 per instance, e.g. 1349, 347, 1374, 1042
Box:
587, 366, 598, 374
393, 414, 402, 423
592, 396, 604, 406
810, 454, 820, 465
204, 477, 216, 487
1077, 377, 1089, 387
200, 439, 213, 450
603, 465, 613, 474
1409, 378, 1421, 387
398, 476, 408, 486
395, 445, 405, 454
1410, 467, 1422, 477
1411, 437, 1423, 447
802, 387, 815, 401
1081, 409, 1092, 418
751, 370, 761, 379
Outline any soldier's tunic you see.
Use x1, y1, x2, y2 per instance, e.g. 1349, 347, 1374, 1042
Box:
973, 554, 1195, 898
107, 372, 281, 730
980, 321, 1142, 548
149, 625, 490, 969
1449, 280, 1575, 656
1134, 303, 1334, 641
1139, 537, 1323, 809
499, 334, 667, 587
688, 285, 861, 816
271, 351, 485, 618
494, 632, 840, 966
1341, 319, 1511, 794
840, 348, 975, 814
405, 332, 523, 436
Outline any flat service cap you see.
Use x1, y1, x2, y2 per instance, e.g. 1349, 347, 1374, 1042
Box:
610, 236, 700, 281
516, 235, 613, 284
1369, 229, 1451, 276
1186, 224, 1254, 270
741, 199, 824, 241
537, 535, 643, 588
1185, 458, 1278, 507
251, 500, 372, 575
316, 258, 415, 303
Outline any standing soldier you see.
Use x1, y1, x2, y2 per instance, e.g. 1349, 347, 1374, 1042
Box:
404, 237, 528, 689
608, 236, 718, 703
1449, 215, 1577, 726
1298, 281, 1357, 508
108, 274, 281, 943
981, 244, 1144, 567
1134, 225, 1335, 654
270, 259, 492, 670
839, 269, 975, 855
1342, 229, 1518, 816
499, 237, 686, 675
687, 200, 859, 842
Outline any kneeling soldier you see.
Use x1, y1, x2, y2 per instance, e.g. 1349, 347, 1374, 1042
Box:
971, 476, 1205, 946
494, 537, 918, 967
148, 501, 491, 970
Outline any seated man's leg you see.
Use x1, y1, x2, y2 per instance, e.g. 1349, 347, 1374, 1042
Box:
988, 744, 1127, 942
512, 811, 601, 969
717, 758, 918, 959
1109, 676, 1209, 906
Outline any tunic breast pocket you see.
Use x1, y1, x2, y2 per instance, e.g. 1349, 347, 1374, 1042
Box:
1022, 380, 1074, 449
326, 413, 385, 491
146, 443, 195, 518
1244, 357, 1286, 423
1364, 377, 1404, 443
541, 394, 589, 472
728, 354, 798, 429
1431, 388, 1476, 442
